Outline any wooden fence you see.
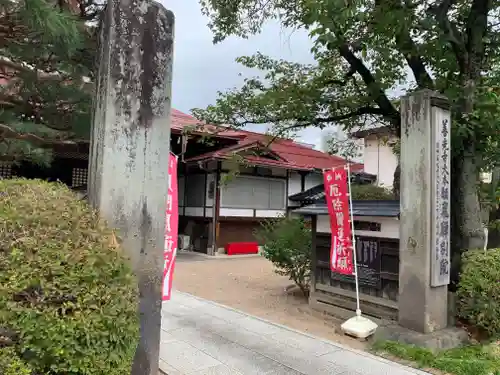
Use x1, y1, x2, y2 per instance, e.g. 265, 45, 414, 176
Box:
310, 227, 400, 320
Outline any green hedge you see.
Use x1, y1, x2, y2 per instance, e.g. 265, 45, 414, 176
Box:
0, 179, 139, 375
351, 184, 395, 200
456, 248, 500, 337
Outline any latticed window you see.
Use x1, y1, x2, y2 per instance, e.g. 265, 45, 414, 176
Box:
71, 168, 87, 187
0, 162, 12, 179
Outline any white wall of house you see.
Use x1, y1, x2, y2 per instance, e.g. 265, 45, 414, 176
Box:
179, 164, 329, 218
305, 172, 323, 190
288, 171, 323, 207
316, 214, 399, 239
288, 172, 302, 198
180, 164, 293, 218
362, 135, 398, 188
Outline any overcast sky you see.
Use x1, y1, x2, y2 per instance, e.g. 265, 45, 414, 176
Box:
166, 1, 325, 148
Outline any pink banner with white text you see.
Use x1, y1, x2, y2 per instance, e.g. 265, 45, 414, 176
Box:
323, 167, 354, 275
162, 153, 178, 301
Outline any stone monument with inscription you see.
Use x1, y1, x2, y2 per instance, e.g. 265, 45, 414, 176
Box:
374, 90, 468, 349
87, 1, 174, 374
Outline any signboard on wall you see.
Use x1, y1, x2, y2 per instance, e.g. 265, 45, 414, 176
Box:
162, 153, 178, 301
430, 105, 451, 287
330, 236, 382, 289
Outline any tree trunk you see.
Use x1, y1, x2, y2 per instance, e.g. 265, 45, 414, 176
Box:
450, 145, 485, 289
393, 163, 400, 199
487, 168, 500, 248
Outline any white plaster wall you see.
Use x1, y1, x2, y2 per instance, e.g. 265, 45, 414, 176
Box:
363, 136, 398, 188
288, 172, 302, 207
317, 214, 400, 239
183, 207, 204, 217
288, 171, 323, 207
255, 210, 286, 218
220, 208, 254, 217
304, 172, 323, 190
217, 208, 285, 218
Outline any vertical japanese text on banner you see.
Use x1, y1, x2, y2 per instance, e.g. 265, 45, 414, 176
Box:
323, 167, 354, 275
162, 153, 179, 301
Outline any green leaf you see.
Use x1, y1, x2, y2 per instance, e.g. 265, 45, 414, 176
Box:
0, 179, 139, 375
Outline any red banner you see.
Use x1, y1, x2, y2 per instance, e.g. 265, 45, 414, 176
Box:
323, 167, 354, 275
162, 153, 179, 301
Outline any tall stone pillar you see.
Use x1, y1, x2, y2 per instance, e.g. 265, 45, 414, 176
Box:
87, 1, 174, 375
398, 90, 451, 333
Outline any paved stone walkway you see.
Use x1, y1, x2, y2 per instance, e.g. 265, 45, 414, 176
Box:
160, 291, 429, 375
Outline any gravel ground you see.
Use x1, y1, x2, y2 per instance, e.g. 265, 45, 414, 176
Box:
172, 252, 367, 350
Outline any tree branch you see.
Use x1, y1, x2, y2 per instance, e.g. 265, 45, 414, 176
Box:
252, 106, 387, 147
0, 123, 76, 147
397, 36, 434, 89
373, 0, 434, 89
236, 106, 386, 128
325, 66, 357, 86
0, 57, 85, 83
428, 0, 467, 73
465, 0, 491, 74
336, 43, 401, 135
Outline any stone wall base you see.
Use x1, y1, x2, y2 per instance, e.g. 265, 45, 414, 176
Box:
373, 323, 469, 351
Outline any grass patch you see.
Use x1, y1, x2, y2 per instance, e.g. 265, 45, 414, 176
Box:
372, 341, 500, 375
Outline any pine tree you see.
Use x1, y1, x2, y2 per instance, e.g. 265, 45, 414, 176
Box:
0, 0, 99, 165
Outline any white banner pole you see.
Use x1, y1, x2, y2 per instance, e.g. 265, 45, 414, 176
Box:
340, 163, 378, 339
346, 163, 361, 317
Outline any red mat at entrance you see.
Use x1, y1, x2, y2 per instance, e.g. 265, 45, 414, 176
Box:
225, 242, 259, 255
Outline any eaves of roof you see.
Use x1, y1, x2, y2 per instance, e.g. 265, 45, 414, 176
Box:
293, 200, 400, 217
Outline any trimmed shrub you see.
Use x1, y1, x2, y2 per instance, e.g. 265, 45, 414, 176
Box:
0, 179, 139, 375
255, 216, 311, 296
456, 248, 500, 337
351, 184, 395, 200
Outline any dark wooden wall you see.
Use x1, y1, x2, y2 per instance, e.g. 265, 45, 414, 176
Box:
9, 158, 88, 187
310, 229, 400, 321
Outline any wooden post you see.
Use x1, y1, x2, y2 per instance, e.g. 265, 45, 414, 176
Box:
211, 161, 221, 255
310, 214, 318, 295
